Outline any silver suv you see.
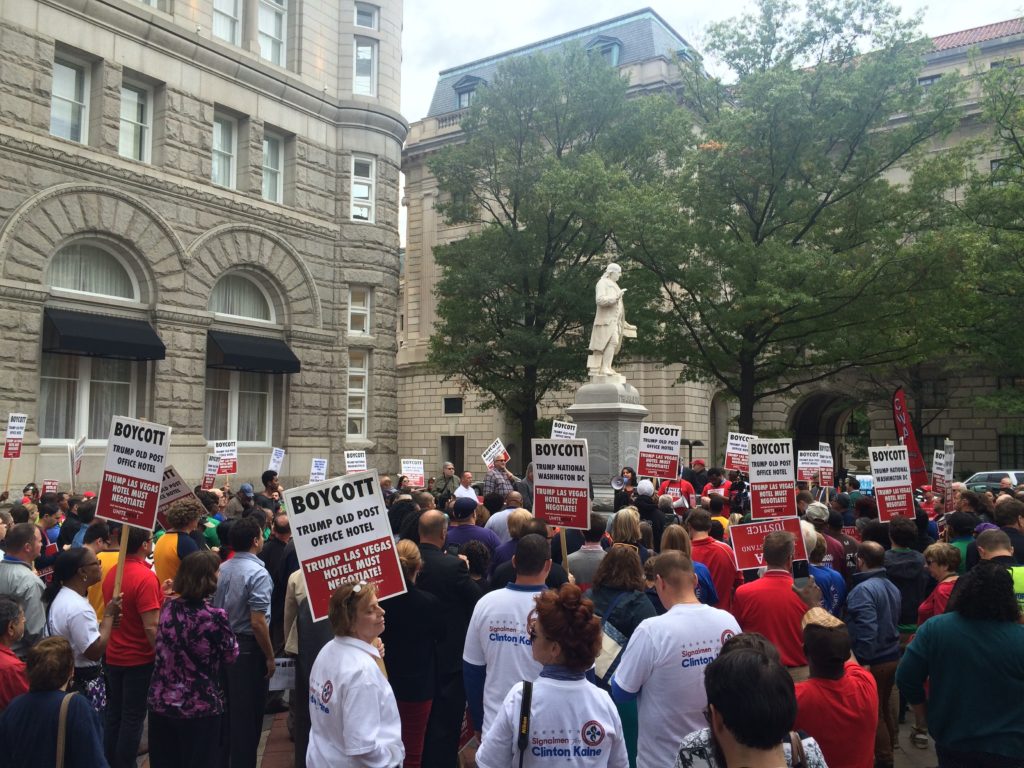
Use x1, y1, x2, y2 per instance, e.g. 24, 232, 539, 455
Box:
964, 470, 1024, 493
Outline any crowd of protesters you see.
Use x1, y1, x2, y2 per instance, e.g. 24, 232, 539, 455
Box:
1, 457, 1023, 768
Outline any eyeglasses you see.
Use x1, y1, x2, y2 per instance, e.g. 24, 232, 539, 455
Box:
612, 542, 639, 552
351, 580, 367, 594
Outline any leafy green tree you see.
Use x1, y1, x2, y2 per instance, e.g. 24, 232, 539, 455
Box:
614, 0, 965, 433
428, 46, 684, 465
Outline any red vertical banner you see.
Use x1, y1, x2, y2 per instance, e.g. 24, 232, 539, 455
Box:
892, 388, 929, 489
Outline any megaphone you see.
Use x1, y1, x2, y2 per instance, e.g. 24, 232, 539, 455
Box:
611, 476, 626, 491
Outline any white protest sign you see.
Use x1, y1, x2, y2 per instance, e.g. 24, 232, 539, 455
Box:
482, 438, 510, 469
818, 442, 835, 487
157, 465, 199, 530
638, 423, 682, 478
401, 458, 425, 488
214, 440, 237, 475
284, 469, 406, 621
724, 432, 756, 473
3, 413, 27, 459
531, 439, 590, 529
748, 438, 796, 520
868, 445, 914, 522
95, 416, 171, 530
41, 480, 59, 495
202, 454, 219, 490
931, 450, 947, 501
550, 420, 578, 440
268, 447, 286, 473
943, 439, 955, 514
309, 458, 328, 483
72, 435, 87, 476
345, 450, 368, 473
797, 451, 820, 484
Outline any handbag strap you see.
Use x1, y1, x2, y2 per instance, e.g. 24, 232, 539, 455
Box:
788, 731, 806, 768
56, 692, 74, 768
517, 680, 533, 768
601, 590, 629, 630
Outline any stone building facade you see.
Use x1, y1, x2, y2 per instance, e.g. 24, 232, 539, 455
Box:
399, 12, 1024, 481
0, 0, 406, 490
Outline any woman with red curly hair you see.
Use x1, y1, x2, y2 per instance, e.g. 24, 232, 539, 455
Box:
475, 584, 628, 768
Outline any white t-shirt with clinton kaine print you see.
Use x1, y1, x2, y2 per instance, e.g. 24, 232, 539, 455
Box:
463, 584, 545, 734
613, 602, 740, 768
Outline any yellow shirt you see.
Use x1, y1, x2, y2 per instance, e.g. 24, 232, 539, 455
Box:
88, 550, 120, 620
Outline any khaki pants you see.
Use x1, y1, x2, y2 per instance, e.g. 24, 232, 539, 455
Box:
868, 660, 899, 767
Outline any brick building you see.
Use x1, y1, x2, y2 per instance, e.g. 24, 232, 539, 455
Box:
0, 0, 405, 489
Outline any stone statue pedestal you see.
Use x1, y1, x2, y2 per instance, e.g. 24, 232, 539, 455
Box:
567, 376, 649, 511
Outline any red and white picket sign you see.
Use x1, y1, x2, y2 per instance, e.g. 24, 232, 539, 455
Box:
724, 432, 755, 473
531, 438, 590, 529
748, 439, 797, 520
729, 517, 807, 571
868, 445, 914, 522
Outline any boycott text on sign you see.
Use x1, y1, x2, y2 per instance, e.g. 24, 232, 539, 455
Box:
215, 440, 237, 475
932, 450, 947, 500
748, 438, 796, 519
818, 442, 835, 487
401, 458, 425, 488
481, 438, 510, 469
3, 413, 26, 459
869, 445, 914, 521
345, 450, 368, 473
157, 465, 198, 530
638, 423, 682, 478
729, 517, 808, 570
283, 470, 405, 622
531, 439, 590, 529
796, 451, 820, 483
95, 416, 171, 530
943, 439, 955, 514
550, 420, 577, 440
724, 433, 755, 473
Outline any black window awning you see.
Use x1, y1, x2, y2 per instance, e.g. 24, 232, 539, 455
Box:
207, 330, 301, 374
43, 308, 166, 361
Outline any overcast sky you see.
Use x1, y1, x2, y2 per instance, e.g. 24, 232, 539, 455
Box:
401, 0, 1020, 122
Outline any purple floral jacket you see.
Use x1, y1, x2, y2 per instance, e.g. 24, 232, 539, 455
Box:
147, 598, 239, 718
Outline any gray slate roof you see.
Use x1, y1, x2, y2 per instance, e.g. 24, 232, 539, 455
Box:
425, 7, 697, 118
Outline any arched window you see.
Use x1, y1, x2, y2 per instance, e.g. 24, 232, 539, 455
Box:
49, 243, 136, 299
209, 274, 273, 321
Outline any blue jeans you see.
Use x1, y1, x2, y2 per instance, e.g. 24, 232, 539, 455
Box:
104, 662, 153, 768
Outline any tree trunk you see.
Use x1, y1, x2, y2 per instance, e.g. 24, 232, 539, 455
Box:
517, 367, 539, 471
738, 358, 757, 435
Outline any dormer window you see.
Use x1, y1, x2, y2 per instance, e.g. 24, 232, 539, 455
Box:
453, 75, 485, 110
586, 35, 622, 67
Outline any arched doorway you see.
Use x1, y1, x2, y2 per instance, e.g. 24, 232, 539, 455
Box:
789, 392, 858, 469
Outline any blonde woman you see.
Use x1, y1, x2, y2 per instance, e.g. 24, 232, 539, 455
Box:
307, 582, 404, 768
380, 541, 445, 768
659, 525, 719, 607
606, 507, 650, 563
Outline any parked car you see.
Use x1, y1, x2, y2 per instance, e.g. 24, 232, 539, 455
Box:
964, 470, 1024, 493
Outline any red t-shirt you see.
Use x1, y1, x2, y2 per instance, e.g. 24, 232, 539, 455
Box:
701, 480, 731, 498
690, 536, 743, 614
658, 479, 696, 507
917, 578, 957, 626
733, 571, 808, 667
795, 662, 878, 768
103, 555, 163, 667
0, 645, 27, 711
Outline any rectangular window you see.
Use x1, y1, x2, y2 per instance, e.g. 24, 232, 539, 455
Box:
347, 349, 369, 438
998, 435, 1024, 468
212, 113, 237, 188
50, 57, 89, 143
348, 287, 372, 334
258, 0, 287, 66
351, 156, 375, 222
917, 74, 941, 89
457, 90, 474, 109
213, 0, 241, 45
39, 354, 134, 440
262, 133, 283, 202
354, 37, 377, 96
355, 2, 379, 29
443, 397, 464, 415
204, 368, 271, 444
119, 83, 151, 162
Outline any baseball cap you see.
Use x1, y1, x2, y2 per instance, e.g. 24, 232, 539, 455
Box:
804, 502, 830, 523
636, 479, 655, 497
239, 483, 255, 498
452, 496, 478, 520
692, 459, 706, 468
82, 491, 96, 499
801, 606, 845, 630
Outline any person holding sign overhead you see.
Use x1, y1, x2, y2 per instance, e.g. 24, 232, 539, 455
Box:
306, 581, 404, 768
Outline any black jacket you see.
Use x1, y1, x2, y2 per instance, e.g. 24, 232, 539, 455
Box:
416, 543, 482, 676
488, 560, 570, 592
381, 585, 445, 701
